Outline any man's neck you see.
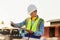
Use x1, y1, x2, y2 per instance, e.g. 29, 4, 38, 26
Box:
31, 16, 37, 21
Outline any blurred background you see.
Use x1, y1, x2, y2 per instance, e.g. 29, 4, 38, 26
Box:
0, 0, 60, 40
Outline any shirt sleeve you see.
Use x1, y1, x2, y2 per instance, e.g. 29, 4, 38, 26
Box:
14, 19, 26, 28
34, 19, 44, 36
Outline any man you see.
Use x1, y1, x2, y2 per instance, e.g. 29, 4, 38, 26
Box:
11, 4, 44, 40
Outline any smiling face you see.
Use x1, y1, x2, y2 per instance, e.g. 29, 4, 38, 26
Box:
30, 10, 37, 17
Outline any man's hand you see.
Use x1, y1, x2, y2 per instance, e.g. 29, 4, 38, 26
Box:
26, 30, 34, 34
10, 21, 15, 27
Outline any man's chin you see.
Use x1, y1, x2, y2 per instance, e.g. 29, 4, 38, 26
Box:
34, 16, 37, 17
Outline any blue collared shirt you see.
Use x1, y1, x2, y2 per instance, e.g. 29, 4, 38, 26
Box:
15, 18, 44, 37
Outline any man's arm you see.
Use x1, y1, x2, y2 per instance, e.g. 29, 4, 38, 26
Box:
11, 20, 26, 28
34, 19, 44, 36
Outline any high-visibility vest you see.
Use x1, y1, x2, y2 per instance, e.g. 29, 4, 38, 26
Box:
26, 18, 40, 32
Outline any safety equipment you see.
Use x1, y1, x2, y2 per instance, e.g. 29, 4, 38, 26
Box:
26, 18, 40, 32
27, 4, 37, 14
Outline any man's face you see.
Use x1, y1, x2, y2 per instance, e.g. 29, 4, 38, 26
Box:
30, 10, 37, 17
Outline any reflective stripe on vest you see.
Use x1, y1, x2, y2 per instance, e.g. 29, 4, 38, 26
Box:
26, 18, 40, 32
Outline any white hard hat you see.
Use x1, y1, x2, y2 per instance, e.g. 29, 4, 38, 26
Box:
27, 4, 37, 14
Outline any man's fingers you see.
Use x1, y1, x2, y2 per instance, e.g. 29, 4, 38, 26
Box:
26, 30, 34, 34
